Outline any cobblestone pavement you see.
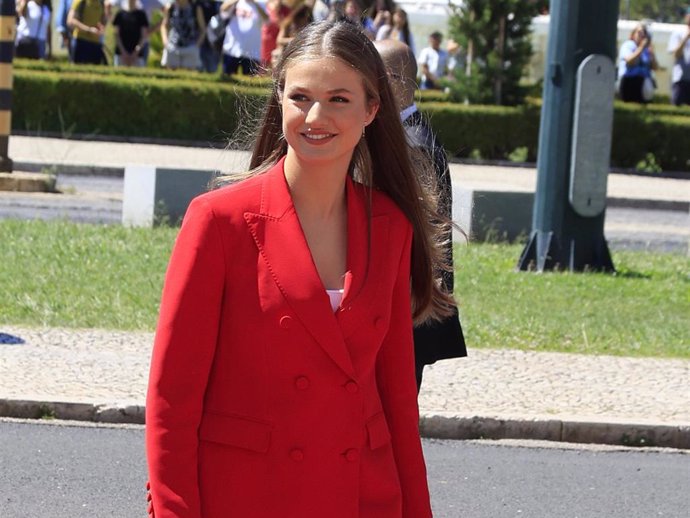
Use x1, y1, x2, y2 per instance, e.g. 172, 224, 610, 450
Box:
1, 326, 688, 425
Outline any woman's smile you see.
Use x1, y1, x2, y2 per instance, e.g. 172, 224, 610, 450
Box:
302, 130, 336, 143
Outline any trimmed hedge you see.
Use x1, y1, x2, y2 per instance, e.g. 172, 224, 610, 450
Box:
12, 66, 690, 172
423, 101, 690, 172
421, 102, 541, 162
14, 70, 267, 142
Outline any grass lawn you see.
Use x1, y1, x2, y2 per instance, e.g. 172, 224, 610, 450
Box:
1, 220, 688, 359
454, 243, 689, 359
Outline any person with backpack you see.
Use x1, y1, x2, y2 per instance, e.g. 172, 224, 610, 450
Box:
67, 0, 107, 64
160, 0, 206, 70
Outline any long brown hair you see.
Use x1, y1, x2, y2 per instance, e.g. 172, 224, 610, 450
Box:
247, 20, 453, 323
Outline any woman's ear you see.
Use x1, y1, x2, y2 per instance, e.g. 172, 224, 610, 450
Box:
365, 101, 380, 126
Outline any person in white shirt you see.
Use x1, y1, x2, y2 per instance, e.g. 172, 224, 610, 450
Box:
220, 0, 268, 75
417, 31, 447, 90
667, 8, 690, 106
15, 0, 52, 59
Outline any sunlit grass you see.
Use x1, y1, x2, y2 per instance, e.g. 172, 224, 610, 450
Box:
0, 219, 176, 330
454, 243, 689, 358
1, 220, 688, 358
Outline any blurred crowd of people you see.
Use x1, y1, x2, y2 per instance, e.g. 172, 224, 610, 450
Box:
14, 0, 463, 88
20, 0, 690, 107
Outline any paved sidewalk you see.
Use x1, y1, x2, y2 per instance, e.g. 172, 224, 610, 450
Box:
0, 326, 688, 448
9, 136, 690, 206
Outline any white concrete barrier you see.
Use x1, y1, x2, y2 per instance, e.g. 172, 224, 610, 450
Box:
122, 166, 215, 227
454, 188, 534, 242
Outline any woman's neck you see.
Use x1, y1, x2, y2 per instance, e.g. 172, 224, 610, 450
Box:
283, 153, 349, 219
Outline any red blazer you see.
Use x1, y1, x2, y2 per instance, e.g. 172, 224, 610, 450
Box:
145, 158, 433, 518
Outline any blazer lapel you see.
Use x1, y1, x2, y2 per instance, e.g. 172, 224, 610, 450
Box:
337, 178, 390, 339
244, 159, 356, 379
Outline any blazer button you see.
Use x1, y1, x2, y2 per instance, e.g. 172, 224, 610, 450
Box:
344, 448, 359, 462
290, 448, 305, 462
344, 380, 359, 393
295, 376, 310, 390
280, 315, 293, 329
146, 481, 151, 490
374, 317, 385, 331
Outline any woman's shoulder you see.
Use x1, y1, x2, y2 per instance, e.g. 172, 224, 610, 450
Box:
191, 172, 266, 217
620, 39, 637, 53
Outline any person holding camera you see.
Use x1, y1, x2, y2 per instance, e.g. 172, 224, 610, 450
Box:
617, 22, 658, 103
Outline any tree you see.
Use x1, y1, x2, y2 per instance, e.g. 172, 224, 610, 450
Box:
447, 0, 548, 106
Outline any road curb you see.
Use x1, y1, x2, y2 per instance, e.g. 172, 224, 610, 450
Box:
0, 399, 144, 425
607, 196, 690, 212
1, 399, 687, 449
419, 414, 690, 450
14, 161, 125, 178
10, 161, 690, 213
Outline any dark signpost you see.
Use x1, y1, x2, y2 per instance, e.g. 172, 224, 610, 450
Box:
517, 0, 619, 272
0, 0, 15, 172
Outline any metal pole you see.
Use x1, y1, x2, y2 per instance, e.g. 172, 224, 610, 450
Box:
517, 0, 619, 272
0, 0, 15, 172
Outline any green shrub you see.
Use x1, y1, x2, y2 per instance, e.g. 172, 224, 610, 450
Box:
420, 102, 541, 162
14, 70, 268, 142
11, 68, 690, 172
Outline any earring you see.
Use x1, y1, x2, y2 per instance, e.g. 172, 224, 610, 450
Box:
362, 126, 366, 138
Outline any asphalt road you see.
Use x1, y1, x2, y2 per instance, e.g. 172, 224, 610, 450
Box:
1, 419, 688, 518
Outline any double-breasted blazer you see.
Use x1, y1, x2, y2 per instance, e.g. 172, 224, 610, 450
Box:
145, 158, 433, 518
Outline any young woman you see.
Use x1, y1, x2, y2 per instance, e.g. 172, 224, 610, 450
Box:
369, 0, 395, 35
375, 7, 414, 55
618, 23, 658, 103
145, 19, 452, 518
260, 0, 291, 69
15, 0, 52, 59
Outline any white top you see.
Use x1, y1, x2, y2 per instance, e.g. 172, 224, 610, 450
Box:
16, 1, 50, 42
326, 289, 344, 312
399, 103, 417, 122
667, 27, 690, 83
418, 46, 448, 81
222, 0, 265, 60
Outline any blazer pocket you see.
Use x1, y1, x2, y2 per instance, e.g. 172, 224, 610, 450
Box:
199, 411, 272, 453
366, 412, 392, 450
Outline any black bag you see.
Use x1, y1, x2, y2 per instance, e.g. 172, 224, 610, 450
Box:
15, 36, 40, 59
